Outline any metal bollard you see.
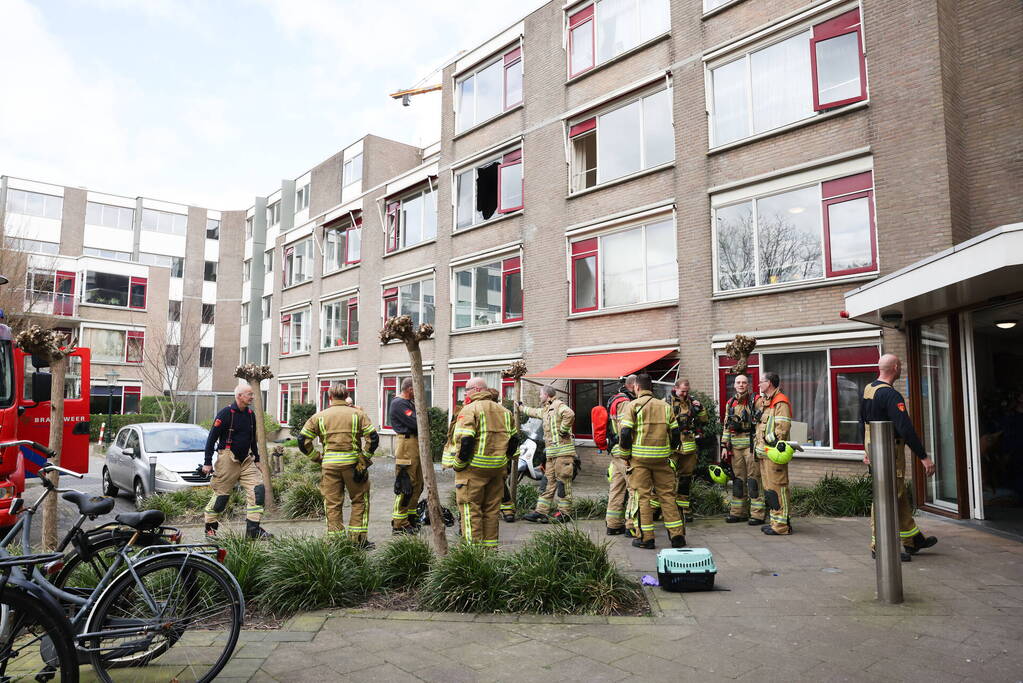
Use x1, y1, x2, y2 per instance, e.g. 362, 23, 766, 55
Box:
148, 454, 158, 499
869, 421, 903, 604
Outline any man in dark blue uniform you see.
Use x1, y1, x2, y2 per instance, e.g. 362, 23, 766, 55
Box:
203, 384, 272, 540
861, 353, 937, 561
388, 378, 423, 533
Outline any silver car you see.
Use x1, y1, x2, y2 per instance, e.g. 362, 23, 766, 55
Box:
103, 423, 212, 509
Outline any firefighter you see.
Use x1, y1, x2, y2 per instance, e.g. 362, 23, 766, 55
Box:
605, 375, 637, 535
388, 378, 423, 534
520, 385, 576, 523
452, 377, 519, 548
203, 384, 273, 540
620, 373, 686, 549
297, 382, 379, 548
756, 373, 793, 536
721, 375, 764, 525
862, 353, 938, 561
671, 379, 709, 521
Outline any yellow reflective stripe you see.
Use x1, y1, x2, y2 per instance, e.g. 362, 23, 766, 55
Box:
300, 428, 317, 438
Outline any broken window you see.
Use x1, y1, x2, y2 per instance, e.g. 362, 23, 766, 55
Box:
455, 148, 523, 230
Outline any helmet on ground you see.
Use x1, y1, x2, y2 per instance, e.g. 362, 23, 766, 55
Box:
766, 441, 800, 465
707, 465, 728, 485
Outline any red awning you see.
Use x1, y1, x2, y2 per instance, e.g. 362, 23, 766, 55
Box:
529, 349, 675, 380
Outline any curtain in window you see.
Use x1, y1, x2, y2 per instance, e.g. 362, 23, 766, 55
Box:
597, 0, 639, 63
750, 31, 813, 133
764, 350, 829, 447
602, 229, 644, 307
711, 59, 749, 145
83, 328, 125, 363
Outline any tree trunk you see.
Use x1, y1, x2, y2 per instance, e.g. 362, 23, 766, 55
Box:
407, 343, 448, 556
509, 378, 522, 512
42, 356, 67, 551
249, 379, 275, 513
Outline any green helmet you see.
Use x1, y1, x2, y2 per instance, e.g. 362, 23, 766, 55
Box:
766, 441, 797, 465
707, 464, 728, 485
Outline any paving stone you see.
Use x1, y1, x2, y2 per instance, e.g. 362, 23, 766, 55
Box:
542, 654, 631, 682
344, 662, 422, 682
559, 635, 636, 664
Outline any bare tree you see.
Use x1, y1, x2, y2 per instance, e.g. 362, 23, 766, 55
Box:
135, 305, 214, 422
0, 231, 65, 334
757, 211, 822, 284
716, 210, 756, 291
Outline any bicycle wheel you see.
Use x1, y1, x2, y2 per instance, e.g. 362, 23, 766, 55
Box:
85, 554, 242, 683
0, 585, 79, 682
53, 530, 169, 593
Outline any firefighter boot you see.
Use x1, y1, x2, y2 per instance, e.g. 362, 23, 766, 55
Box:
245, 520, 274, 540
872, 549, 912, 562
631, 537, 655, 549
906, 533, 938, 555
523, 511, 548, 523
204, 522, 219, 539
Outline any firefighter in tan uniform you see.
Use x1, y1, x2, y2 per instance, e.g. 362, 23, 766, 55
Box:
452, 377, 519, 548
721, 375, 764, 525
670, 379, 709, 521
520, 386, 576, 523
755, 373, 794, 536
298, 382, 379, 547
862, 353, 938, 561
619, 373, 686, 549
605, 375, 636, 535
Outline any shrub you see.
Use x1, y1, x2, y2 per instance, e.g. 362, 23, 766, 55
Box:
89, 414, 160, 441
256, 535, 376, 615
373, 535, 434, 591
689, 479, 727, 517
281, 438, 297, 447
571, 495, 608, 519
282, 478, 325, 519
263, 412, 282, 436
199, 418, 213, 430
140, 486, 215, 521
790, 474, 872, 517
515, 482, 539, 515
139, 396, 190, 422
218, 532, 272, 600
691, 390, 721, 473
288, 403, 317, 436
427, 407, 449, 462
419, 542, 512, 613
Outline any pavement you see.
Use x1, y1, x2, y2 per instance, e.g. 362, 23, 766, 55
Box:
51, 451, 1023, 681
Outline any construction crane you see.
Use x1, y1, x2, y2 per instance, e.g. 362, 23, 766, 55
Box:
389, 84, 442, 106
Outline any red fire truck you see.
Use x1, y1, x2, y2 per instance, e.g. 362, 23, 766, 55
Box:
0, 308, 91, 528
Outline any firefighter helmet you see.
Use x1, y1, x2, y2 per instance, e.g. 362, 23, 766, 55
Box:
766, 441, 797, 465
707, 464, 729, 485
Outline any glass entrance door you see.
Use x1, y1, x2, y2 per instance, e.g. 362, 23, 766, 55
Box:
918, 319, 959, 510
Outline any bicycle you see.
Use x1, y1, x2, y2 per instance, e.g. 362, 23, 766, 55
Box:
0, 441, 244, 682
0, 552, 79, 682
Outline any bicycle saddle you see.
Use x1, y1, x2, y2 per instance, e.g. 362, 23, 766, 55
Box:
62, 491, 115, 516
114, 510, 166, 531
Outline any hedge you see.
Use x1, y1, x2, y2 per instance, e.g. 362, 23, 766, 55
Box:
139, 396, 191, 422
89, 414, 160, 441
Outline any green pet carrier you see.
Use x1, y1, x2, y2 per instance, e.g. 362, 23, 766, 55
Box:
656, 548, 716, 592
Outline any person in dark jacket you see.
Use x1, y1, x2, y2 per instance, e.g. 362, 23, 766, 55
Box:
861, 353, 937, 561
388, 378, 423, 534
202, 384, 272, 540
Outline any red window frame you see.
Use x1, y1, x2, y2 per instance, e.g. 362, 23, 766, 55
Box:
280, 314, 291, 355
451, 372, 514, 409
716, 354, 760, 420
122, 386, 142, 415
497, 149, 524, 214
569, 117, 596, 138
570, 238, 599, 313
347, 298, 359, 345
319, 378, 357, 409
810, 9, 867, 111
568, 4, 595, 78
503, 46, 523, 109
125, 331, 144, 364
54, 271, 75, 317
279, 384, 289, 422
382, 287, 398, 324
385, 201, 400, 253
821, 171, 876, 277
128, 277, 147, 310
381, 377, 398, 429
501, 256, 523, 323
828, 345, 880, 450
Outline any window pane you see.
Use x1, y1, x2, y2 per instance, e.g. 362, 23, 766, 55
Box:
574, 256, 597, 310
572, 132, 598, 191
750, 31, 813, 134
715, 202, 755, 290
639, 0, 669, 38
712, 59, 749, 145
474, 263, 501, 327
572, 382, 599, 436
83, 328, 126, 363
757, 186, 822, 285
129, 281, 146, 308
456, 170, 474, 229
505, 57, 522, 106
347, 227, 361, 262
126, 335, 143, 364
597, 0, 639, 64
423, 279, 436, 325
454, 270, 472, 329
644, 219, 676, 301
84, 272, 129, 307
815, 32, 861, 105
503, 270, 522, 320
570, 21, 594, 74
597, 100, 642, 182
457, 76, 474, 132
764, 350, 830, 447
641, 89, 673, 168
476, 60, 503, 123
836, 370, 873, 445
423, 190, 437, 240
827, 196, 872, 272
500, 162, 522, 210
400, 281, 421, 324
401, 194, 423, 247
602, 228, 644, 307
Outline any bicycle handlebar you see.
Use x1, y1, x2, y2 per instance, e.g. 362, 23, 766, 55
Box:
0, 440, 56, 458
39, 464, 84, 480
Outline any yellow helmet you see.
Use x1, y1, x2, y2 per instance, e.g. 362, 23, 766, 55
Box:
766, 441, 801, 465
707, 465, 728, 485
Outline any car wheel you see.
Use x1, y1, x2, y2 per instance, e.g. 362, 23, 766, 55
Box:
133, 479, 147, 510
102, 468, 119, 497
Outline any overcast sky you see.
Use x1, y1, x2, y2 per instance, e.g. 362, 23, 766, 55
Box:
0, 0, 538, 209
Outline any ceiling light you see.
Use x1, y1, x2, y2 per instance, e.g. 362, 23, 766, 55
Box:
788, 207, 805, 214
995, 320, 1018, 329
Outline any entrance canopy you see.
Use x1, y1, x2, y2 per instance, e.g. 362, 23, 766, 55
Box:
845, 223, 1023, 324
529, 348, 675, 380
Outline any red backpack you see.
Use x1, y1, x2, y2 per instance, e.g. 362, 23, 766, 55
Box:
591, 405, 610, 451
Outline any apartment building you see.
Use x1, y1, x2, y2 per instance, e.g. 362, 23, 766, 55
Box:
251, 0, 1021, 533
0, 175, 246, 419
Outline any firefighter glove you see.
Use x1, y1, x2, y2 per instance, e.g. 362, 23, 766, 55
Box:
457, 436, 476, 465
394, 466, 412, 496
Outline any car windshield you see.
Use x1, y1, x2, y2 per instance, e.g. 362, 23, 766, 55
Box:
143, 426, 209, 453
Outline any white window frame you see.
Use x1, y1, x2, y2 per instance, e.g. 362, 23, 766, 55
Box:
342, 155, 363, 187
5, 189, 63, 220
267, 201, 281, 227
140, 208, 187, 235
320, 296, 358, 349
382, 277, 436, 328
454, 44, 523, 134
565, 0, 671, 79
385, 187, 437, 253
283, 238, 314, 287
85, 201, 134, 230
450, 251, 523, 331
295, 183, 310, 212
